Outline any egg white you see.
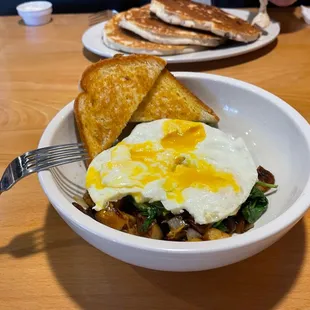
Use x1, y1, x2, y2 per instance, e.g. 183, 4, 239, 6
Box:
86, 119, 258, 224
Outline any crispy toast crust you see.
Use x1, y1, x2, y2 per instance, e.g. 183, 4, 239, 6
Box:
150, 0, 261, 42
74, 55, 166, 160
79, 54, 165, 90
74, 93, 91, 160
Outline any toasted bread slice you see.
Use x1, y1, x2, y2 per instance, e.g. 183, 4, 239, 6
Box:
119, 5, 225, 47
150, 0, 261, 43
103, 12, 204, 55
74, 55, 166, 160
131, 69, 219, 124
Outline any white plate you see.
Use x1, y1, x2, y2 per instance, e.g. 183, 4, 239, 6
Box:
82, 9, 280, 64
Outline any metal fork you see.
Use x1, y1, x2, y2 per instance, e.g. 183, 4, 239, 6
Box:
0, 143, 89, 193
88, 9, 118, 26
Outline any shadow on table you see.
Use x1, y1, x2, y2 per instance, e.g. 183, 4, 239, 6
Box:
0, 203, 306, 309
83, 47, 104, 63
82, 38, 277, 73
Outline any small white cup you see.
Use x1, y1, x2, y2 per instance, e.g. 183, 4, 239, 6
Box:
17, 1, 52, 26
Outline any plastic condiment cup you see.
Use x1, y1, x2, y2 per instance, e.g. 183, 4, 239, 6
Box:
16, 1, 52, 26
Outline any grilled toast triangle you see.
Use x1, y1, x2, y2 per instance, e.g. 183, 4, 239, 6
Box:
130, 69, 219, 124
74, 55, 166, 160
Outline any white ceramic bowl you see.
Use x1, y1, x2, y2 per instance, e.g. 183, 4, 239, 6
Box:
17, 1, 52, 26
38, 72, 310, 271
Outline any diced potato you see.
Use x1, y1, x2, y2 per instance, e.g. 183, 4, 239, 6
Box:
203, 228, 231, 240
95, 210, 127, 230
188, 238, 202, 242
167, 225, 186, 240
147, 223, 163, 240
126, 225, 139, 235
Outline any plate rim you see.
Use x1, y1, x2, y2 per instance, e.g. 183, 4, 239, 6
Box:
82, 8, 280, 64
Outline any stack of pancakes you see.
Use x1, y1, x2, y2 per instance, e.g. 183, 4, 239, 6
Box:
102, 0, 261, 56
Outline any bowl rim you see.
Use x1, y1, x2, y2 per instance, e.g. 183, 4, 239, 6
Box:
38, 72, 310, 254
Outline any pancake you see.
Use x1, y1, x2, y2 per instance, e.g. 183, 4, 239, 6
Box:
102, 13, 204, 55
119, 5, 225, 47
150, 0, 261, 43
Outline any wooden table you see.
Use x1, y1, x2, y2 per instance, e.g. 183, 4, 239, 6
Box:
0, 8, 310, 310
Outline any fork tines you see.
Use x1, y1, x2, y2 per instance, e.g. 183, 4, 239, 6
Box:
23, 143, 89, 171
88, 9, 118, 26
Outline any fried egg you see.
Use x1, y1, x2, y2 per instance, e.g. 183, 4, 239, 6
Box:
86, 119, 258, 224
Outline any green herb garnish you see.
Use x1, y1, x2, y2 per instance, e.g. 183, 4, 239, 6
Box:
212, 220, 229, 232
241, 187, 268, 224
131, 199, 166, 232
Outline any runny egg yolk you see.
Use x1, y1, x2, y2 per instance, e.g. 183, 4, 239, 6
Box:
86, 120, 240, 203
163, 157, 240, 203
161, 119, 206, 152
86, 166, 104, 189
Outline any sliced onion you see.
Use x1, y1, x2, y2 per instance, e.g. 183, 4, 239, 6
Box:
187, 228, 202, 241
167, 216, 186, 231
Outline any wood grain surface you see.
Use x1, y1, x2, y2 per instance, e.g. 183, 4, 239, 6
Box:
0, 8, 310, 310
